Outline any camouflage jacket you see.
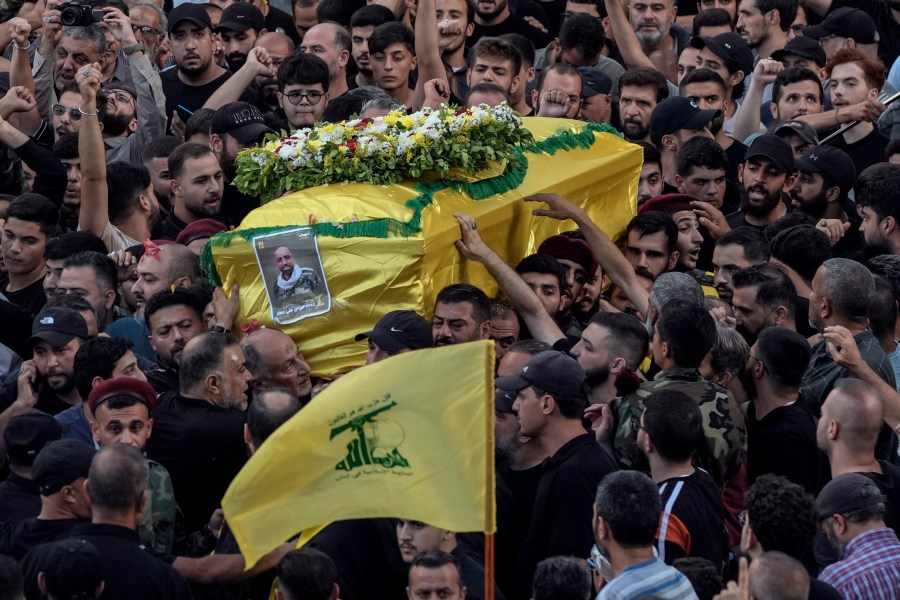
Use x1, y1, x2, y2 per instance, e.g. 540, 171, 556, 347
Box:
139, 459, 177, 554
610, 367, 746, 486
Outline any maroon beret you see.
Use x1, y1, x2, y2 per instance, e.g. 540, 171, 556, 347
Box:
87, 377, 158, 415
638, 194, 698, 216
537, 235, 597, 276
175, 219, 227, 246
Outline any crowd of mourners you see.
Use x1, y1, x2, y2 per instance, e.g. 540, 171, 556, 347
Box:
1, 0, 900, 598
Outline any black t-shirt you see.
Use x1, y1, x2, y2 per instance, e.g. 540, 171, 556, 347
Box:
469, 14, 552, 50
496, 462, 543, 597
830, 127, 890, 178
515, 433, 617, 599
746, 401, 821, 494
726, 200, 789, 232
157, 212, 188, 242
832, 0, 900, 68
657, 469, 727, 569
0, 275, 46, 319
724, 139, 748, 184
0, 517, 83, 560
0, 474, 40, 526
145, 393, 247, 531
219, 183, 260, 229
160, 68, 268, 128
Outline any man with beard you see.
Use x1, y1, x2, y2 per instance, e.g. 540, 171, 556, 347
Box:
437, 0, 475, 100
159, 143, 224, 241
514, 254, 572, 329
856, 163, 900, 257
216, 3, 266, 72
618, 67, 669, 142
742, 327, 818, 492
621, 0, 691, 84
571, 312, 649, 406
726, 135, 793, 231
254, 32, 295, 111
301, 22, 351, 101
790, 146, 863, 258
731, 263, 799, 345
18, 308, 89, 415
648, 97, 718, 193
469, 0, 552, 48
210, 101, 275, 228
815, 473, 900, 598
350, 5, 395, 89
803, 0, 900, 68
712, 227, 770, 303
144, 287, 208, 395
431, 283, 492, 346
76, 61, 161, 251
590, 471, 697, 600
736, 0, 795, 60
57, 252, 118, 332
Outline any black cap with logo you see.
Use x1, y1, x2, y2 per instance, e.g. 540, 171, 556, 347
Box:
356, 310, 433, 353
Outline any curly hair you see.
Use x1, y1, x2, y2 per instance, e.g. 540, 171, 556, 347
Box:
745, 474, 816, 558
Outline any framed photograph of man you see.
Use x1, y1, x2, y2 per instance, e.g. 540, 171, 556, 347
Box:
252, 228, 331, 324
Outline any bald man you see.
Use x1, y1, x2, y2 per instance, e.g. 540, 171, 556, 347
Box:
817, 378, 900, 538
242, 328, 312, 402
254, 32, 295, 110
748, 552, 809, 600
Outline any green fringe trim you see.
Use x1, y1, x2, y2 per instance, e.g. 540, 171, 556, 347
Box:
201, 121, 621, 285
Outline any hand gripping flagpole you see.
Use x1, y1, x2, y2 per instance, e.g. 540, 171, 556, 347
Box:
820, 89, 900, 145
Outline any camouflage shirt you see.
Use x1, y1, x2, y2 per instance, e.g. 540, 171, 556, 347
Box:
610, 367, 746, 486
139, 459, 177, 554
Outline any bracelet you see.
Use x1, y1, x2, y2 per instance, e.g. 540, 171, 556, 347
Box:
835, 107, 841, 126
13, 42, 30, 51
78, 107, 97, 117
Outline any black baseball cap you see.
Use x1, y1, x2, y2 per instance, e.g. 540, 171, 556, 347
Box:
495, 351, 587, 397
28, 308, 89, 349
355, 310, 432, 353
649, 96, 721, 144
577, 67, 612, 97
773, 120, 819, 146
4, 409, 62, 463
771, 36, 827, 68
816, 472, 885, 520
216, 2, 265, 33
211, 101, 274, 144
795, 146, 857, 192
495, 389, 517, 414
41, 539, 103, 600
691, 33, 754, 77
32, 440, 96, 496
167, 3, 213, 34
744, 134, 794, 174
803, 8, 879, 45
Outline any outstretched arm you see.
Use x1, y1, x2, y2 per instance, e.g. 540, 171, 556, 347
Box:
525, 193, 649, 318
76, 62, 111, 239
412, 0, 448, 111
603, 0, 656, 72
454, 212, 566, 345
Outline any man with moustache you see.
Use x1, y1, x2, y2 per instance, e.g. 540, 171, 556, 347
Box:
144, 288, 208, 395
726, 135, 793, 232
618, 68, 669, 143
571, 312, 649, 407
623, 0, 691, 84
216, 3, 267, 72
254, 32, 295, 111
856, 163, 900, 257
350, 5, 395, 89
159, 143, 224, 241
431, 283, 492, 347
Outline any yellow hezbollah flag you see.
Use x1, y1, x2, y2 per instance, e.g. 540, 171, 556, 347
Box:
221, 341, 496, 568
204, 119, 642, 377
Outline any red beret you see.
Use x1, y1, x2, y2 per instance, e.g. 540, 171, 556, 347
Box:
87, 377, 158, 415
537, 235, 597, 276
175, 219, 227, 246
638, 194, 698, 216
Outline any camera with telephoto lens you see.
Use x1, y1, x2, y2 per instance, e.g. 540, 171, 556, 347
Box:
58, 3, 105, 26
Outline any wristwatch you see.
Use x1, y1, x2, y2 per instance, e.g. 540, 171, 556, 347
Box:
123, 42, 145, 56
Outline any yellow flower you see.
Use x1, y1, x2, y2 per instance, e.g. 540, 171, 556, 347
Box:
413, 132, 426, 145
400, 115, 415, 128
384, 114, 399, 126
308, 140, 322, 151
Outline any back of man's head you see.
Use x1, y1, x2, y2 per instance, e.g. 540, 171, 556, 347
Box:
0, 555, 23, 600
745, 474, 815, 558
657, 299, 717, 368
718, 228, 771, 263
648, 272, 704, 314
595, 470, 661, 548
769, 226, 831, 285
755, 327, 811, 390
276, 548, 338, 600
532, 555, 591, 600
45, 232, 108, 261
247, 388, 302, 448
642, 390, 704, 463
828, 378, 882, 454
748, 551, 809, 600
179, 331, 240, 393
106, 162, 152, 225
87, 444, 149, 514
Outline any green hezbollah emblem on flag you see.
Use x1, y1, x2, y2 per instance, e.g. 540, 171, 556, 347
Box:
331, 396, 411, 472
221, 341, 496, 568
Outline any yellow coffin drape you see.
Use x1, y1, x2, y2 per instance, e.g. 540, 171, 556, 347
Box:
207, 118, 642, 376
221, 341, 496, 569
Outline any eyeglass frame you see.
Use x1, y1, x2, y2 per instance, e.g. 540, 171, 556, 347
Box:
51, 103, 83, 121
132, 24, 161, 38
278, 89, 326, 105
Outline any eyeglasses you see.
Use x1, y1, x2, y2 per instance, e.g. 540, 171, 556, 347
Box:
105, 91, 135, 104
51, 104, 82, 121
280, 90, 325, 105
132, 25, 161, 38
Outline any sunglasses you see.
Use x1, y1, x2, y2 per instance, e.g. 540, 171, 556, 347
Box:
51, 104, 83, 121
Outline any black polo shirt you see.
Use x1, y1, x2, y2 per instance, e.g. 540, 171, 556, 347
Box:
515, 433, 617, 599
746, 401, 821, 494
0, 474, 40, 524
145, 393, 247, 531
20, 523, 192, 600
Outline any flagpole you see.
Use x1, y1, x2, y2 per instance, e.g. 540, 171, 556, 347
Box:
485, 533, 494, 600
